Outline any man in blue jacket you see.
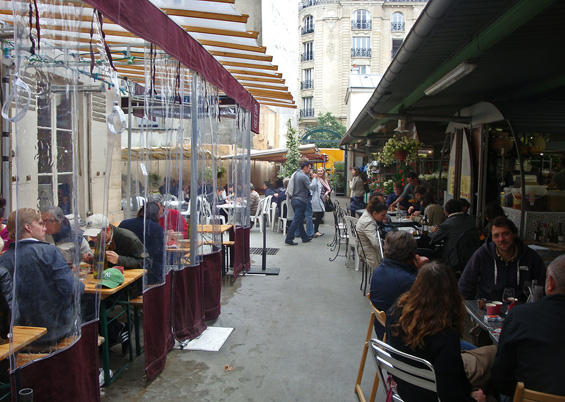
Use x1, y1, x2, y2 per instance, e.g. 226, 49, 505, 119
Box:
0, 208, 83, 347
459, 216, 545, 301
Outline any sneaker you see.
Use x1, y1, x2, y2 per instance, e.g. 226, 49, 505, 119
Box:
99, 368, 113, 387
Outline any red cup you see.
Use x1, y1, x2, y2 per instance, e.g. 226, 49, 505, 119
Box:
493, 301, 503, 314
114, 265, 124, 274
486, 303, 497, 315
507, 298, 517, 312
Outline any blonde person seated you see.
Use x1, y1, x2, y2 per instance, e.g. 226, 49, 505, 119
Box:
356, 198, 388, 269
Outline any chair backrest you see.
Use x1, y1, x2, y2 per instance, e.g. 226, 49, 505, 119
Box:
262, 195, 273, 214
343, 216, 359, 242
280, 199, 291, 219
252, 198, 266, 219
370, 339, 439, 401
513, 382, 565, 402
456, 228, 481, 268
366, 293, 386, 329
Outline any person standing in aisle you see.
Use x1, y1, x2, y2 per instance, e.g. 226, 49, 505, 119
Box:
285, 161, 317, 245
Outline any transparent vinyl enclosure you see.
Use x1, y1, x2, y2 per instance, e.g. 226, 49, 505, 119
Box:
0, 0, 127, 368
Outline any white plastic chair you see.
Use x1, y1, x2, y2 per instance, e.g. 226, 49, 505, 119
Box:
271, 201, 278, 232
370, 339, 439, 402
250, 198, 266, 232
262, 195, 273, 229
277, 199, 291, 236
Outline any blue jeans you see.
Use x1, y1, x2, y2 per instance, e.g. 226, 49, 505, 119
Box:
286, 198, 309, 242
295, 197, 314, 238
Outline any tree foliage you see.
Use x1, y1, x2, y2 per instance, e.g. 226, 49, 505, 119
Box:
302, 112, 345, 148
279, 120, 301, 179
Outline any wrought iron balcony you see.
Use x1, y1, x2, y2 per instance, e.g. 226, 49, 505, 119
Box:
351, 48, 371, 58
300, 108, 315, 118
301, 80, 314, 90
302, 26, 314, 35
301, 51, 314, 62
352, 21, 372, 30
392, 22, 405, 32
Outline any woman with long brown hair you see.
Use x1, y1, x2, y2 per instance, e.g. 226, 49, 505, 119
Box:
386, 262, 486, 402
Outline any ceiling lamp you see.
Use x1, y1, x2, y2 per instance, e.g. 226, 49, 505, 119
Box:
424, 62, 477, 96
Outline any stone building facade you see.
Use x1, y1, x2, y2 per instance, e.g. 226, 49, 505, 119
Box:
298, 0, 427, 131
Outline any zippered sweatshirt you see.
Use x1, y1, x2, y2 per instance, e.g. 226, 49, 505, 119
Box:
458, 237, 546, 301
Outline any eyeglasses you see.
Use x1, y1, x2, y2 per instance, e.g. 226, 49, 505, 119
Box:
43, 218, 58, 223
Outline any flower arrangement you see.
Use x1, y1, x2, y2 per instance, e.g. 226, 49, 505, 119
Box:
377, 136, 424, 166
420, 171, 448, 192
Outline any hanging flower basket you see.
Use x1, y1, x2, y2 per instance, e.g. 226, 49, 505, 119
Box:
394, 150, 408, 160
376, 136, 424, 166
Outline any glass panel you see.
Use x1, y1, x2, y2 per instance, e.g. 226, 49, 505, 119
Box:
37, 128, 53, 174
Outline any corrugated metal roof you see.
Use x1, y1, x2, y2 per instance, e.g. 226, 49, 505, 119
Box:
343, 0, 565, 145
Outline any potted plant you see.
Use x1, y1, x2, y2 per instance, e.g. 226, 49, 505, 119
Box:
376, 136, 424, 165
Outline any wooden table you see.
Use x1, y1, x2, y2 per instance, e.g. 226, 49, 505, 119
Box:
197, 225, 233, 274
84, 268, 144, 385
464, 300, 501, 344
0, 326, 47, 360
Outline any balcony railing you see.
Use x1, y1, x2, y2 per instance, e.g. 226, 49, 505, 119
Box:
299, 0, 338, 11
301, 80, 314, 90
301, 108, 315, 118
392, 22, 405, 32
351, 48, 371, 58
301, 51, 314, 62
301, 26, 314, 35
352, 21, 372, 30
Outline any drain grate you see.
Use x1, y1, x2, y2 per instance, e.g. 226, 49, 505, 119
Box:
249, 247, 279, 255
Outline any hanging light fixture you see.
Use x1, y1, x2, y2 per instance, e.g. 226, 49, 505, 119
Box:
424, 62, 477, 96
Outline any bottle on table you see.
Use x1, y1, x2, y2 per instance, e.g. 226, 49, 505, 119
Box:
557, 223, 564, 244
548, 223, 555, 243
92, 232, 107, 279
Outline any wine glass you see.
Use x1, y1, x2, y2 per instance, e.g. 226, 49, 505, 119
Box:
502, 287, 516, 309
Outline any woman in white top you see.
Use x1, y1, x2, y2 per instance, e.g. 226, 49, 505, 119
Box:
349, 167, 367, 215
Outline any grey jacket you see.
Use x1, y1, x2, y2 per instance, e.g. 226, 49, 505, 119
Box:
311, 178, 325, 213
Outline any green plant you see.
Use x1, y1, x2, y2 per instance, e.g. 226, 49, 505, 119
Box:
216, 165, 226, 179
377, 136, 424, 165
334, 161, 345, 171
278, 120, 302, 178
148, 171, 161, 189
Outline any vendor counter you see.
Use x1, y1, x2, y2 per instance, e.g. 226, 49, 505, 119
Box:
502, 207, 565, 242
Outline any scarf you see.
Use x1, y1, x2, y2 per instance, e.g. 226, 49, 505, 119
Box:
319, 177, 332, 201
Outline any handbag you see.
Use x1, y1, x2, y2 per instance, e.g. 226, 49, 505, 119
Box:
324, 196, 335, 212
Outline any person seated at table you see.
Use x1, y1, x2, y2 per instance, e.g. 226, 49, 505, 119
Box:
369, 191, 386, 205
349, 167, 367, 216
263, 181, 276, 197
370, 230, 428, 338
428, 199, 478, 272
459, 198, 471, 215
225, 183, 235, 201
484, 201, 505, 231
419, 192, 444, 226
386, 182, 411, 211
0, 208, 83, 348
273, 178, 289, 217
148, 194, 187, 239
459, 216, 546, 302
492, 254, 565, 399
356, 199, 388, 270
249, 184, 261, 217
386, 262, 487, 402
83, 214, 148, 270
389, 172, 425, 211
273, 178, 285, 196
407, 185, 428, 215
41, 206, 93, 265
118, 202, 164, 285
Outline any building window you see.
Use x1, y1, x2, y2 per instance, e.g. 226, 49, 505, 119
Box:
352, 10, 371, 30
301, 68, 313, 89
392, 38, 403, 59
301, 41, 313, 61
302, 15, 314, 35
352, 65, 369, 74
301, 97, 314, 117
37, 94, 75, 213
392, 12, 405, 32
352, 37, 371, 58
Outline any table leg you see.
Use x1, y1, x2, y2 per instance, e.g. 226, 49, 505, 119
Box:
100, 300, 111, 386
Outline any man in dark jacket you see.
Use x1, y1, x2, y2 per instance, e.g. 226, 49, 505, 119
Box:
492, 254, 565, 398
459, 216, 545, 301
119, 202, 164, 285
370, 230, 428, 338
84, 214, 148, 270
0, 208, 83, 347
429, 199, 478, 271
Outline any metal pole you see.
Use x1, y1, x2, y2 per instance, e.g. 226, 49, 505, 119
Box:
2, 74, 11, 211
126, 89, 133, 218
189, 75, 199, 265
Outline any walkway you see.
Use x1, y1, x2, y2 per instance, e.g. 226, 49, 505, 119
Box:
103, 198, 379, 401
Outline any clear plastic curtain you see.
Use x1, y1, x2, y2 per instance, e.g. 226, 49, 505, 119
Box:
4, 0, 110, 368
231, 105, 251, 227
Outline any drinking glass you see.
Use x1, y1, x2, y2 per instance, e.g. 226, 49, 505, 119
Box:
502, 287, 515, 305
78, 263, 90, 282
